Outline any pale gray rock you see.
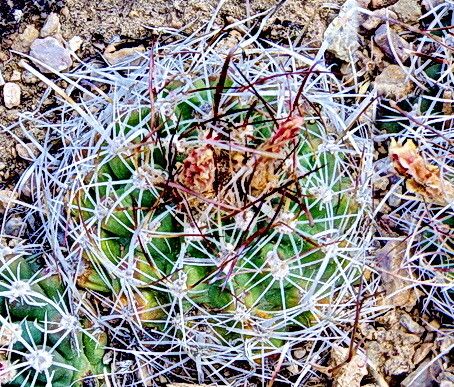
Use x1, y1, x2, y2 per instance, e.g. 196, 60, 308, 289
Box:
399, 313, 424, 334
401, 359, 442, 387
374, 24, 412, 62
30, 37, 73, 73
362, 9, 397, 30
323, 0, 366, 61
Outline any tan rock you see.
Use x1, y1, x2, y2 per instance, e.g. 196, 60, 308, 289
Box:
11, 25, 40, 53
412, 343, 433, 365
330, 346, 368, 387
389, 0, 422, 24
375, 64, 414, 100
103, 45, 145, 65
40, 13, 61, 37
16, 142, 40, 161
370, 0, 399, 8
0, 190, 18, 214
10, 70, 22, 82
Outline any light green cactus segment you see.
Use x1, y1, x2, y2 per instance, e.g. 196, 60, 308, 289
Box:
0, 256, 107, 387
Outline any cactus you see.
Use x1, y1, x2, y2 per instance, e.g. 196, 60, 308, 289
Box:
14, 27, 377, 384
30, 37, 374, 384
0, 243, 106, 387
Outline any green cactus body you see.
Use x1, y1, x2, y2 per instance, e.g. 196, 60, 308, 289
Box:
68, 63, 365, 365
0, 256, 106, 387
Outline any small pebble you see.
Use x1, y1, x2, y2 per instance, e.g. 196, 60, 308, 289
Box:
68, 36, 83, 52
10, 70, 21, 82
29, 37, 73, 73
3, 83, 21, 109
16, 143, 39, 160
40, 13, 61, 37
294, 349, 306, 359
0, 71, 5, 87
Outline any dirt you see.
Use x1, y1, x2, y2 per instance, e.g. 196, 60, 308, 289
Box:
60, 0, 341, 44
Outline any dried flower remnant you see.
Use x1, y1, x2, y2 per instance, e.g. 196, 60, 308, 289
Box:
265, 116, 305, 153
178, 145, 216, 198
251, 116, 304, 195
389, 139, 454, 205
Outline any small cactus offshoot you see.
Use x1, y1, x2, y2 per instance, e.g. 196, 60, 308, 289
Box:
0, 242, 106, 387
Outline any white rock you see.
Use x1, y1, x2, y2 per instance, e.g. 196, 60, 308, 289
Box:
30, 37, 73, 73
68, 36, 83, 52
0, 71, 5, 87
40, 13, 61, 37
3, 83, 21, 109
